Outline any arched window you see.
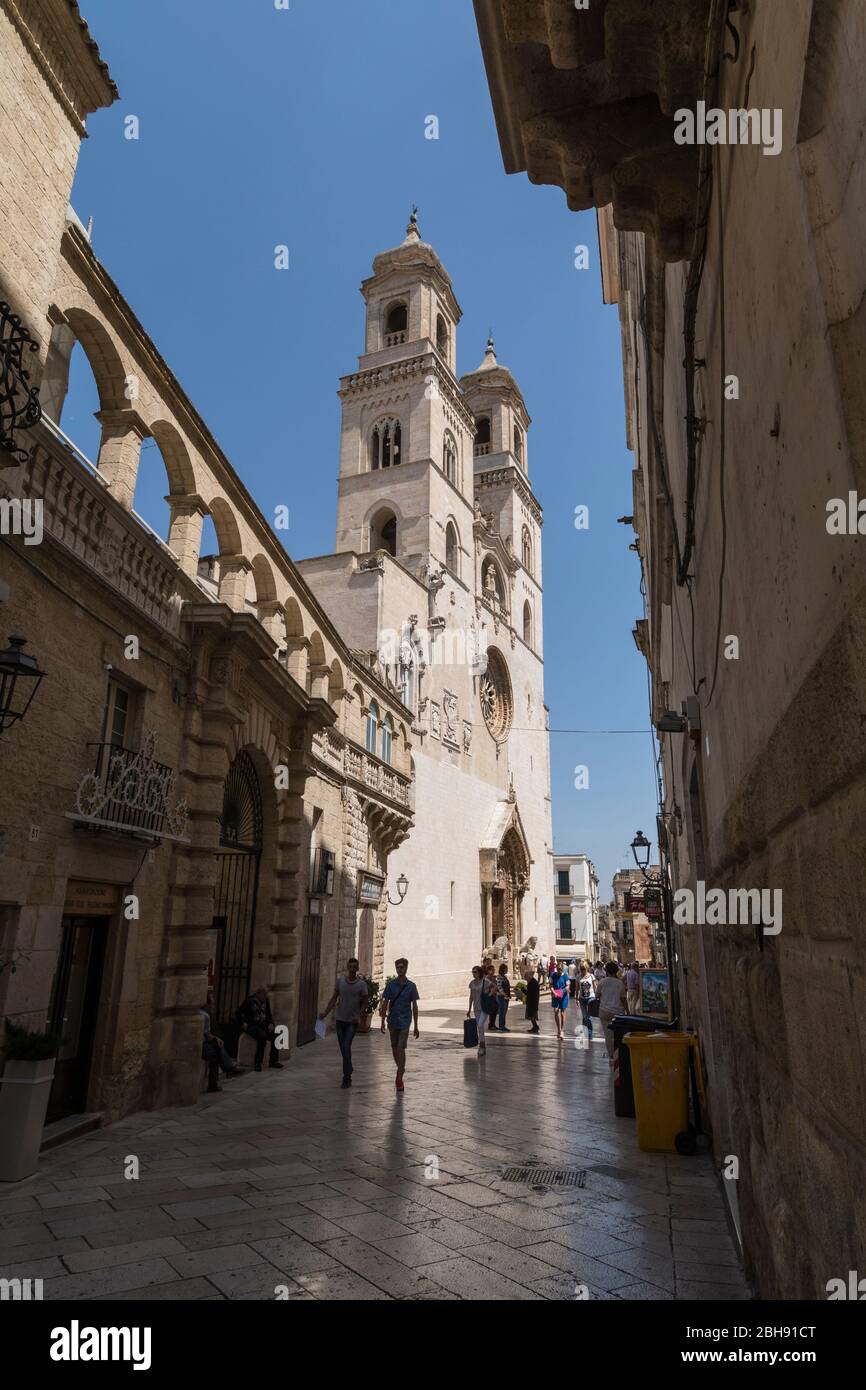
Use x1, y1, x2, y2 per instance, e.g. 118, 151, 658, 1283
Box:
522, 525, 533, 573
380, 715, 393, 764
366, 701, 379, 754
445, 520, 459, 575
474, 416, 491, 457
523, 601, 533, 646
369, 509, 397, 556
436, 313, 449, 360
385, 302, 407, 346
513, 425, 524, 463
443, 431, 458, 485
370, 418, 402, 470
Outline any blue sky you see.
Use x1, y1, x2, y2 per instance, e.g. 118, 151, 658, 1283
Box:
64, 0, 659, 897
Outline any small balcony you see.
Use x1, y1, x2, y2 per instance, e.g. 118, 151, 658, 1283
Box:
384, 331, 406, 347
68, 731, 188, 842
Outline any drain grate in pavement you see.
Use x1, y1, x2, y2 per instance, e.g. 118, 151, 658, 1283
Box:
501, 1166, 587, 1187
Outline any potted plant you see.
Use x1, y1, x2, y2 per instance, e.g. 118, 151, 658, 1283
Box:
357, 979, 380, 1033
0, 1020, 63, 1183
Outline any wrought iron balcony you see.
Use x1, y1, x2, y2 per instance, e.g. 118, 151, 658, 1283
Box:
69, 730, 188, 841
1, 301, 42, 463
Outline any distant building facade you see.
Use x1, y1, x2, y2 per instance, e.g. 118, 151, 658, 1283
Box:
553, 854, 598, 959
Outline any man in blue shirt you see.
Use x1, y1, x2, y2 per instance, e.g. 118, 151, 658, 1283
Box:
380, 957, 420, 1092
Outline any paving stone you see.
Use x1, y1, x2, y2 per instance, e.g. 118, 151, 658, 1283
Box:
0, 1254, 66, 1280
162, 1195, 251, 1219
249, 1235, 340, 1277
675, 1260, 751, 1285
81, 1218, 203, 1248
41, 1257, 179, 1300
198, 1203, 308, 1230
317, 1236, 457, 1298
331, 1212, 415, 1243
530, 1272, 622, 1301
35, 1188, 111, 1208
297, 1194, 371, 1219
205, 1261, 292, 1299
420, 1256, 544, 1301
166, 1243, 264, 1278
613, 1280, 675, 1300
676, 1279, 750, 1300
538, 1226, 639, 1260
522, 1242, 635, 1291
295, 1266, 393, 1300
63, 1237, 188, 1272
279, 1212, 349, 1244
0, 1236, 87, 1264
103, 1277, 217, 1301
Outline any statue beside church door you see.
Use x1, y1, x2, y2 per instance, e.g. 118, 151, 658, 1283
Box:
492, 888, 505, 944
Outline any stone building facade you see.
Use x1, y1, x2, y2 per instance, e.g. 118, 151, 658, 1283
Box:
298, 219, 556, 997
553, 853, 598, 959
474, 0, 866, 1297
0, 0, 414, 1128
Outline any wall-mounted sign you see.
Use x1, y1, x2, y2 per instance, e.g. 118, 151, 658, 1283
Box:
63, 881, 122, 916
357, 872, 384, 906
639, 968, 671, 1019
625, 891, 644, 913
643, 887, 662, 920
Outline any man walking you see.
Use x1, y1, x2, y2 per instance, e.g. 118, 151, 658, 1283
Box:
237, 986, 284, 1072
496, 962, 511, 1031
380, 957, 419, 1092
319, 957, 368, 1088
625, 961, 640, 1014
525, 967, 540, 1034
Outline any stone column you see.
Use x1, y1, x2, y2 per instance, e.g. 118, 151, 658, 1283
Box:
308, 662, 330, 700
95, 408, 148, 510
285, 635, 310, 686
217, 554, 252, 611
256, 598, 285, 645
167, 493, 208, 576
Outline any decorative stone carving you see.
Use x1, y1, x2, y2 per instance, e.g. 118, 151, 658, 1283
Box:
443, 691, 458, 744
430, 702, 441, 739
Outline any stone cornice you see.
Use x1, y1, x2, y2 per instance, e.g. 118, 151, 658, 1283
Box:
2, 0, 118, 136
339, 352, 477, 435
476, 463, 543, 526
473, 0, 713, 261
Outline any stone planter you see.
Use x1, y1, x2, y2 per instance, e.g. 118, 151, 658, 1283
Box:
357, 1013, 373, 1034
0, 1058, 56, 1183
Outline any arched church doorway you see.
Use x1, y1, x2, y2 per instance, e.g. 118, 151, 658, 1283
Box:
212, 750, 263, 1030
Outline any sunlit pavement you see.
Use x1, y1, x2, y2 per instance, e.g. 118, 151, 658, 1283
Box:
0, 999, 750, 1301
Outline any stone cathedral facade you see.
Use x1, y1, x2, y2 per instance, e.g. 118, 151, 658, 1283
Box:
300, 216, 555, 996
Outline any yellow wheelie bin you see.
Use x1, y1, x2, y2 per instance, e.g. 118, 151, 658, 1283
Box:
622, 1032, 692, 1152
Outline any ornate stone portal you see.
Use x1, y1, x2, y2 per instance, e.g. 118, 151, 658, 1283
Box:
479, 805, 531, 972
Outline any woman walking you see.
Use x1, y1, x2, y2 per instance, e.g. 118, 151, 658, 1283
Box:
549, 961, 570, 1041
598, 960, 627, 1061
467, 965, 491, 1056
577, 960, 596, 1040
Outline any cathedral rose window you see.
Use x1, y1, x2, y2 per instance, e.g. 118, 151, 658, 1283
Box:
479, 648, 513, 741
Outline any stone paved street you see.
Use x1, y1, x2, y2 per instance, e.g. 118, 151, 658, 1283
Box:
0, 1001, 750, 1301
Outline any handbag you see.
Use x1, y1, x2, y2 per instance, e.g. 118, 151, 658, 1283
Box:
551, 986, 565, 1000
463, 1016, 478, 1048
589, 997, 600, 1017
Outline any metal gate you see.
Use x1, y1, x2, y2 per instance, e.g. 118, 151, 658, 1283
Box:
213, 751, 262, 1030
296, 913, 322, 1046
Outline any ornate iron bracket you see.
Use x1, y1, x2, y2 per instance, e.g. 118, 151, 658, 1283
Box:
0, 302, 42, 463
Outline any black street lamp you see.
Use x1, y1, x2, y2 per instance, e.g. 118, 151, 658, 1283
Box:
630, 829, 651, 874
0, 635, 44, 734
386, 873, 409, 907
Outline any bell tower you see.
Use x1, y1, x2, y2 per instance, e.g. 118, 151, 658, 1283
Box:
334, 213, 477, 580
462, 338, 544, 657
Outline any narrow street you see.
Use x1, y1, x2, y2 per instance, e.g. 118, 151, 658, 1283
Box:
0, 1003, 748, 1302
